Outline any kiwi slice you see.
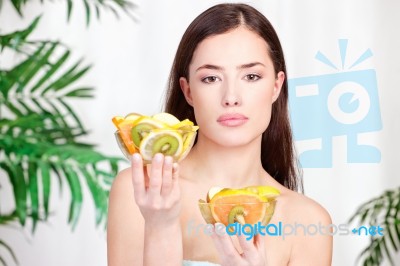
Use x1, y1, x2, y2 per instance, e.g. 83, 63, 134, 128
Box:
152, 134, 179, 156
131, 124, 155, 147
228, 205, 246, 225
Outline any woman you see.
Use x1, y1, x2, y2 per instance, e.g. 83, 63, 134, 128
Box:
107, 3, 333, 265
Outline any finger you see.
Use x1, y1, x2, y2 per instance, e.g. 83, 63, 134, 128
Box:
172, 162, 179, 188
237, 233, 258, 258
254, 231, 265, 250
210, 223, 240, 257
160, 156, 173, 196
148, 153, 164, 195
144, 164, 151, 189
131, 153, 145, 199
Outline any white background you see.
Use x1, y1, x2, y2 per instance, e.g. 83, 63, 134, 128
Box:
1, 0, 400, 265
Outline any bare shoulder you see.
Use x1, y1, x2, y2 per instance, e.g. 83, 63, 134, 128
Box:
110, 167, 134, 194
107, 167, 144, 266
280, 189, 332, 224
276, 189, 333, 265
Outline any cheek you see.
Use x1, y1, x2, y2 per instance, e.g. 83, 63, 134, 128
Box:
190, 90, 217, 123
250, 88, 275, 129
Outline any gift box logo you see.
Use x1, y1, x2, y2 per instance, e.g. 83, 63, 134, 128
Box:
288, 39, 382, 168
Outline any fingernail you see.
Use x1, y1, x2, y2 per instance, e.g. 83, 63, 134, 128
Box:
214, 222, 226, 230
154, 153, 163, 162
132, 153, 141, 163
165, 156, 173, 164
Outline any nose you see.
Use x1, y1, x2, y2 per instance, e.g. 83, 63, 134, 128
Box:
224, 99, 240, 106
222, 82, 241, 107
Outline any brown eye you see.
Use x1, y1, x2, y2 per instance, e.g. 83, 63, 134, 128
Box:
245, 74, 261, 81
202, 76, 220, 83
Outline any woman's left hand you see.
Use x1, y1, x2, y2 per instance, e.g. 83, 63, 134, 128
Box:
210, 223, 267, 266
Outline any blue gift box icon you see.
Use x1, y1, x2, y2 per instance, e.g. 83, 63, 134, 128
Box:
288, 40, 382, 168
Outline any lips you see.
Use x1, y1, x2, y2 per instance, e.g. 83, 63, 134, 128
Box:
217, 113, 248, 127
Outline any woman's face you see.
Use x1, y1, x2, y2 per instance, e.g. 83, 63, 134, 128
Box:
180, 26, 285, 147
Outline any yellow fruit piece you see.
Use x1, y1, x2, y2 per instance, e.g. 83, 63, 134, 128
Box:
173, 119, 194, 129
244, 186, 280, 200
152, 112, 180, 126
211, 188, 261, 201
112, 116, 124, 127
177, 131, 197, 160
206, 186, 224, 202
125, 112, 142, 122
133, 116, 169, 129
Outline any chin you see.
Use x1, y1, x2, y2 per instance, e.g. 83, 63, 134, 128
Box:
214, 132, 261, 148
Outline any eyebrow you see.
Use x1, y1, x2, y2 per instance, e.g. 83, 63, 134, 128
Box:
195, 62, 265, 72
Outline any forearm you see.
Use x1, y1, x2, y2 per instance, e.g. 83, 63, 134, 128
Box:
143, 222, 183, 266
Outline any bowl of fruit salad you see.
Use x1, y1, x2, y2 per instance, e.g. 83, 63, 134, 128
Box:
198, 186, 279, 228
112, 112, 198, 164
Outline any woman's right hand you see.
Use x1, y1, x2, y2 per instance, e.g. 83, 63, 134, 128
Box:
131, 153, 181, 226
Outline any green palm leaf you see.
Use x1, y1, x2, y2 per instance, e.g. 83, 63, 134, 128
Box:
1, 0, 137, 25
0, 15, 40, 52
1, 114, 122, 229
1, 13, 125, 264
349, 188, 400, 265
1, 30, 92, 141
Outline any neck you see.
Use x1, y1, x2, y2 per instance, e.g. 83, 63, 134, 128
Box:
182, 133, 269, 188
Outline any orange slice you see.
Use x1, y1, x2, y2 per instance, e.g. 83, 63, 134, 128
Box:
114, 116, 143, 154
209, 189, 267, 226
112, 116, 124, 127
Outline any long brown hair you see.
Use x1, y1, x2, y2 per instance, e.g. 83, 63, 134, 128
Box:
164, 3, 303, 192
